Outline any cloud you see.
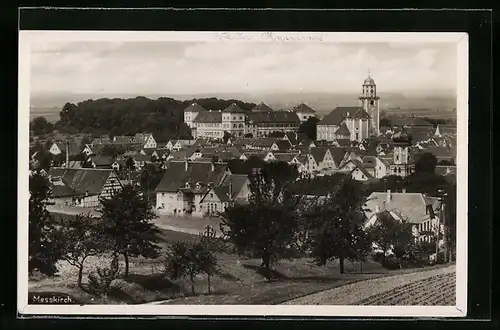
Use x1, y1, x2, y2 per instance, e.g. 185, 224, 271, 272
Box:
29, 41, 457, 95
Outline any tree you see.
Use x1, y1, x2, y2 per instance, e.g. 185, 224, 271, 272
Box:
60, 213, 108, 287
220, 162, 302, 277
379, 117, 391, 128
404, 172, 449, 197
98, 184, 161, 277
79, 135, 91, 150
303, 177, 370, 274
164, 240, 217, 296
33, 149, 53, 171
414, 152, 438, 174
298, 117, 319, 141
29, 171, 62, 276
222, 131, 232, 144
367, 212, 414, 267
244, 133, 253, 138
30, 117, 54, 136
100, 144, 125, 158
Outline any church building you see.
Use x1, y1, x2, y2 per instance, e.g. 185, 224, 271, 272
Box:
316, 73, 381, 142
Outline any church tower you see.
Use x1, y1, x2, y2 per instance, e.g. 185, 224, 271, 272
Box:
358, 70, 380, 136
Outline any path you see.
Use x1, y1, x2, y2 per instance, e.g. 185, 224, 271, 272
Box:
48, 206, 223, 237
281, 265, 456, 305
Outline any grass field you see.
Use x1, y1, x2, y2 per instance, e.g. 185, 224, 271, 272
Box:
28, 229, 451, 305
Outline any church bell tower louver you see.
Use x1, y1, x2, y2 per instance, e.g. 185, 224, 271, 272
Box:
358, 70, 380, 136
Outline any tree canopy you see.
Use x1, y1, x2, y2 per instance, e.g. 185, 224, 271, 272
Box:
298, 117, 319, 141
414, 152, 438, 174
29, 171, 63, 276
44, 97, 257, 142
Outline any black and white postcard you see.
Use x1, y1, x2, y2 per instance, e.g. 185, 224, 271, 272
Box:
18, 30, 468, 317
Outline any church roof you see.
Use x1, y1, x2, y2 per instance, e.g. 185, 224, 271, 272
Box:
318, 106, 370, 126
363, 76, 375, 85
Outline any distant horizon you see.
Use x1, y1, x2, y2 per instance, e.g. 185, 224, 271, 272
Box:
30, 39, 457, 97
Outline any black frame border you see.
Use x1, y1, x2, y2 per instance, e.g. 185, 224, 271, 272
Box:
5, 6, 494, 329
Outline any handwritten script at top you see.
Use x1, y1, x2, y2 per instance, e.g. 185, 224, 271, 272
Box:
217, 32, 323, 42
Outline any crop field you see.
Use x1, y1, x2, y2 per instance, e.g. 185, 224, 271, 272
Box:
357, 272, 455, 306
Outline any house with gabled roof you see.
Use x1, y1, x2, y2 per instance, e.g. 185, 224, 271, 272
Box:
247, 137, 279, 151
246, 110, 300, 138
292, 103, 317, 123
337, 159, 374, 181
200, 174, 250, 216
316, 106, 371, 142
364, 190, 443, 247
48, 167, 123, 207
133, 133, 157, 149
154, 160, 231, 217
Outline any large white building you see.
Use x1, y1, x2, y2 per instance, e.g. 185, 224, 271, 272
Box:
184, 102, 302, 139
316, 74, 381, 142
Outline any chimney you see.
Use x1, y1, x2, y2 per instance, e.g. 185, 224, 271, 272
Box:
386, 189, 391, 203
66, 141, 70, 168
211, 161, 215, 172
228, 176, 233, 200
185, 160, 188, 171
375, 205, 380, 213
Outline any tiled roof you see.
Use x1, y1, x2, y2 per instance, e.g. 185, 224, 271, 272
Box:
54, 141, 81, 156
184, 102, 207, 113
251, 137, 279, 148
365, 192, 441, 224
284, 132, 298, 146
335, 122, 351, 135
273, 139, 292, 150
251, 102, 274, 112
329, 147, 347, 166
49, 168, 114, 197
222, 103, 246, 113
247, 111, 300, 124
91, 155, 115, 166
155, 161, 228, 193
193, 111, 223, 123
273, 153, 297, 163
336, 139, 351, 147
318, 106, 370, 126
293, 103, 316, 114
309, 147, 329, 164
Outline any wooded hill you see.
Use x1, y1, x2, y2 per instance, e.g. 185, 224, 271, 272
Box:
40, 97, 258, 142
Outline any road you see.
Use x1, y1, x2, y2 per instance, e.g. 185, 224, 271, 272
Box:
281, 265, 456, 305
48, 206, 223, 237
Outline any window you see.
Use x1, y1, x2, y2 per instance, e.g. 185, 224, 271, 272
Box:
233, 117, 236, 120
355, 133, 359, 140
303, 116, 307, 119
239, 116, 243, 120
210, 193, 213, 198
370, 100, 375, 106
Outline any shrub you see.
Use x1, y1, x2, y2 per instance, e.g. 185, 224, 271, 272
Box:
371, 252, 385, 263
87, 253, 120, 297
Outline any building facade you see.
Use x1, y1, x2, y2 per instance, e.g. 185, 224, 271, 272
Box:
184, 102, 301, 139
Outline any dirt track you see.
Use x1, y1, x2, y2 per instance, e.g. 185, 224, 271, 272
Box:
281, 265, 456, 305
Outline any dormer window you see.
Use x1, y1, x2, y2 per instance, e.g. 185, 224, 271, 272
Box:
185, 182, 191, 189
195, 182, 201, 190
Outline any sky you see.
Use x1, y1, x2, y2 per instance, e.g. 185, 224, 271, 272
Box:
30, 41, 457, 96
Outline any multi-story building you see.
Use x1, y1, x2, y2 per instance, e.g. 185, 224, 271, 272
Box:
184, 102, 301, 139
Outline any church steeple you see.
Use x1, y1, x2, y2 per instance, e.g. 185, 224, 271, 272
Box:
359, 71, 380, 136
